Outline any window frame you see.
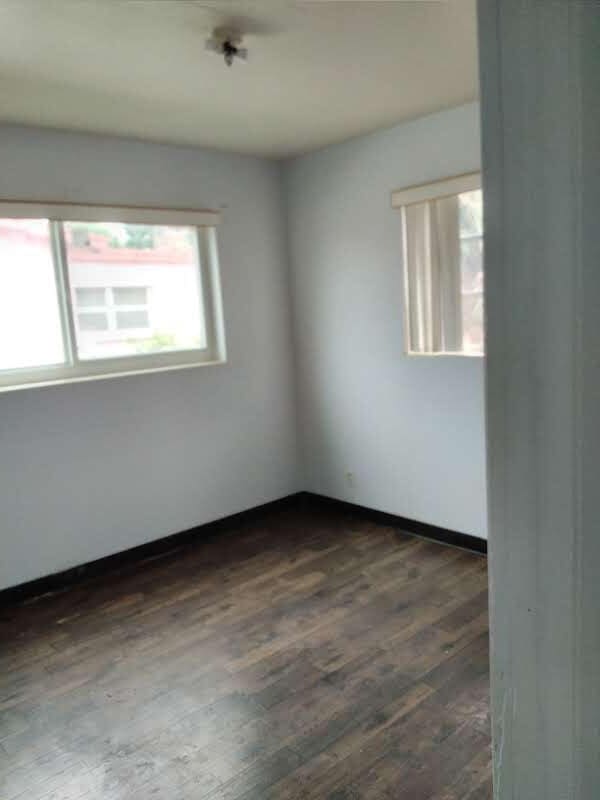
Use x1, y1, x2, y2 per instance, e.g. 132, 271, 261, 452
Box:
0, 200, 226, 392
391, 171, 483, 358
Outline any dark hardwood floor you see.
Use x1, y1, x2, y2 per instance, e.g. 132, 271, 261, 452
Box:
0, 502, 492, 800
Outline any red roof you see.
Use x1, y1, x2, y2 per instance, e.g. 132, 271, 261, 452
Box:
0, 221, 194, 265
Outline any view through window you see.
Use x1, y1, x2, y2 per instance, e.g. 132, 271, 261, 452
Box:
458, 190, 484, 355
63, 222, 208, 361
0, 207, 222, 389
0, 218, 65, 371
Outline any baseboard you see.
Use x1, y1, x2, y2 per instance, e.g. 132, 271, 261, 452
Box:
300, 491, 487, 556
1, 490, 486, 609
0, 493, 304, 608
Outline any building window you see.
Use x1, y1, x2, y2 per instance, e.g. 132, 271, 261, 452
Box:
392, 172, 484, 356
74, 286, 151, 341
0, 203, 224, 390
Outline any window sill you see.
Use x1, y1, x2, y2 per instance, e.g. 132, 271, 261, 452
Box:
0, 357, 227, 394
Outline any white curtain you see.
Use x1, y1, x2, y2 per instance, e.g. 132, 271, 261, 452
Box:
401, 196, 462, 353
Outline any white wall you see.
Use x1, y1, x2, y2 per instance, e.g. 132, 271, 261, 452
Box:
285, 103, 487, 539
0, 104, 488, 590
0, 125, 299, 590
479, 3, 600, 796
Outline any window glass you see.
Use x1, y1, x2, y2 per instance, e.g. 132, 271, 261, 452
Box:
0, 218, 65, 370
64, 222, 207, 361
113, 287, 148, 306
458, 191, 484, 355
116, 310, 150, 330
77, 312, 109, 332
75, 287, 106, 307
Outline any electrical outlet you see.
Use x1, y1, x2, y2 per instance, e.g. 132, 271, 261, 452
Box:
345, 471, 355, 489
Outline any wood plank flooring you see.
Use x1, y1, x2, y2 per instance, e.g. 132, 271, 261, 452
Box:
0, 502, 492, 799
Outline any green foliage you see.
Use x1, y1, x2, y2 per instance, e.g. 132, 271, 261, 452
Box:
133, 332, 177, 354
68, 222, 158, 250
123, 225, 155, 250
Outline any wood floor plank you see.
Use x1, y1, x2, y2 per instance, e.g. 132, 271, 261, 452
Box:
0, 504, 491, 799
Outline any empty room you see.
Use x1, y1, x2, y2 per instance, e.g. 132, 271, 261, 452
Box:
2, 1, 598, 799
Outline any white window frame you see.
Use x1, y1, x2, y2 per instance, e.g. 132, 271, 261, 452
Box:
0, 201, 226, 392
391, 171, 483, 358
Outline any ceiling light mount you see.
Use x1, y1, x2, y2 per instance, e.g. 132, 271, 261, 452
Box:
206, 27, 248, 68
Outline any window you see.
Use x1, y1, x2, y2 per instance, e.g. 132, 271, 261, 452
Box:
0, 202, 224, 390
392, 173, 484, 356
75, 286, 150, 335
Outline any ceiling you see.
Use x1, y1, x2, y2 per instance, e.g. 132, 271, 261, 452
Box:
0, 0, 479, 159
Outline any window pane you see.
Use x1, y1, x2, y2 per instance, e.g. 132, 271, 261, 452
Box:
75, 287, 106, 307
461, 290, 484, 355
459, 190, 483, 237
64, 222, 207, 361
0, 219, 65, 370
459, 190, 484, 355
116, 310, 149, 330
113, 287, 148, 306
77, 312, 109, 331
